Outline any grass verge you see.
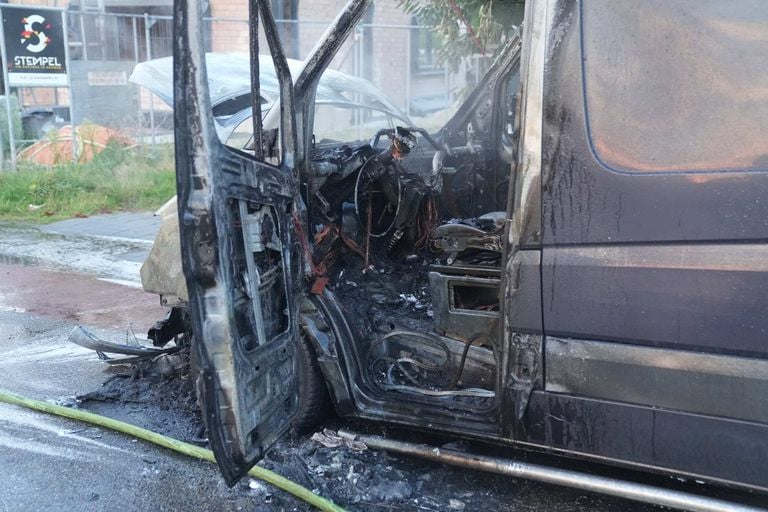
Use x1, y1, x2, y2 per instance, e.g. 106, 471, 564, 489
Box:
0, 144, 176, 223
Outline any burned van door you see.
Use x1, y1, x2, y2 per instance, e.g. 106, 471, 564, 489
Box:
173, 0, 301, 484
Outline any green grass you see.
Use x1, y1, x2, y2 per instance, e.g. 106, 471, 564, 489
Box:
0, 144, 176, 223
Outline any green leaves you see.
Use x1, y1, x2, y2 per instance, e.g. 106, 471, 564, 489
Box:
399, 0, 522, 68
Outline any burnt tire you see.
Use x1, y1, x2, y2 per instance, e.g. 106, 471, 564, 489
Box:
189, 319, 329, 435
293, 334, 330, 434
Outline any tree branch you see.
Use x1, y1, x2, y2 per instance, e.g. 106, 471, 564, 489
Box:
448, 0, 486, 54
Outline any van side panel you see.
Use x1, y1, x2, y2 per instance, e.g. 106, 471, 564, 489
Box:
521, 391, 768, 492
542, 245, 768, 357
533, 0, 768, 491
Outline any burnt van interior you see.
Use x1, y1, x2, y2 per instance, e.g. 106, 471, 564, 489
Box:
225, 43, 522, 414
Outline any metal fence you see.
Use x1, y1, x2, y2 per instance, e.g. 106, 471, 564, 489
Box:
5, 9, 490, 166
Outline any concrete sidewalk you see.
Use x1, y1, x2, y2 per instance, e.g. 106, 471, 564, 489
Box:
0, 212, 162, 285
41, 212, 161, 244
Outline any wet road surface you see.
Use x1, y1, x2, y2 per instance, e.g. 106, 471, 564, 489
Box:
0, 262, 654, 511
0, 264, 258, 511
0, 230, 763, 511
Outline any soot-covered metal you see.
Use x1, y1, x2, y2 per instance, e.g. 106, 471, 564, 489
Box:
172, 0, 521, 485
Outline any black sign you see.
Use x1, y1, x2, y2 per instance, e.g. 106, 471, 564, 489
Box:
2, 7, 67, 87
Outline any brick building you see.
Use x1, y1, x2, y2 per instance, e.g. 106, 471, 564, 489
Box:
208, 0, 454, 117
2, 0, 475, 134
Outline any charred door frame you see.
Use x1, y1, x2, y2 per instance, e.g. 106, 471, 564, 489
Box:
327, 47, 530, 437
173, 0, 302, 485
499, 0, 546, 435
297, 10, 529, 437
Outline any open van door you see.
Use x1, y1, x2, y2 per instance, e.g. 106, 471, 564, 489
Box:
173, 0, 301, 485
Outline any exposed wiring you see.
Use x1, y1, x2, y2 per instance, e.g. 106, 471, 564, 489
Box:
367, 330, 496, 398
447, 333, 494, 390
0, 388, 346, 512
365, 188, 373, 268
367, 330, 451, 378
354, 157, 402, 239
415, 195, 439, 250
380, 383, 495, 398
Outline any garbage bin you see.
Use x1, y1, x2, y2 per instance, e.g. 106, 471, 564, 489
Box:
22, 108, 56, 140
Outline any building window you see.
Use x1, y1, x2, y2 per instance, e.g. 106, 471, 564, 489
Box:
411, 18, 443, 75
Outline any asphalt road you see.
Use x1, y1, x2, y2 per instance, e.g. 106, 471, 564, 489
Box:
0, 261, 652, 512
0, 264, 260, 511
0, 221, 764, 511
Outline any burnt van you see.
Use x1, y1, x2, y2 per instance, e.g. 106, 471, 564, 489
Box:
145, 0, 768, 496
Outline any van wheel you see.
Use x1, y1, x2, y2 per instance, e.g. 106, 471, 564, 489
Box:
293, 334, 330, 434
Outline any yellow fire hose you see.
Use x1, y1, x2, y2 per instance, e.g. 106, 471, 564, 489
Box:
0, 388, 346, 512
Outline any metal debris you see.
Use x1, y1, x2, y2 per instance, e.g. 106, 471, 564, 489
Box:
68, 325, 180, 364
311, 428, 367, 451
